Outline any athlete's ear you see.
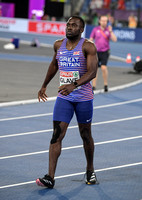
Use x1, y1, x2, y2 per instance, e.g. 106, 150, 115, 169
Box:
80, 27, 84, 33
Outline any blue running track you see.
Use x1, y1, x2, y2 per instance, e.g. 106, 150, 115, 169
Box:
0, 83, 142, 200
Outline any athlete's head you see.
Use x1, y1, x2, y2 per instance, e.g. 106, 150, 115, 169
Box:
66, 16, 85, 40
99, 15, 108, 29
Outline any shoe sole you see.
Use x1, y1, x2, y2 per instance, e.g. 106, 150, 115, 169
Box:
36, 179, 45, 187
86, 181, 96, 185
86, 180, 99, 185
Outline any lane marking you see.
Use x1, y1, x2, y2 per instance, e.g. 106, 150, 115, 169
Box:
93, 79, 142, 94
0, 97, 56, 108
0, 135, 142, 160
0, 115, 142, 139
0, 98, 142, 122
0, 113, 53, 122
0, 79, 142, 107
0, 161, 142, 189
93, 98, 142, 109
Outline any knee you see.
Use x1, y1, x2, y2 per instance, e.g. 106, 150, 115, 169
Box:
50, 121, 61, 144
80, 127, 91, 143
101, 65, 107, 72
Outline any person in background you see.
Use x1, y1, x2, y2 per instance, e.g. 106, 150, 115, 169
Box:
80, 12, 89, 23
117, 0, 125, 10
0, 5, 2, 17
92, 12, 99, 26
128, 13, 137, 28
31, 13, 36, 20
89, 15, 117, 92
103, 0, 111, 9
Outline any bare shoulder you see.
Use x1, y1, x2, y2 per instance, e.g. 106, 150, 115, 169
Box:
83, 38, 97, 54
54, 38, 64, 52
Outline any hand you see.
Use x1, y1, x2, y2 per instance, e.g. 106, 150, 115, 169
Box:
108, 25, 112, 33
38, 87, 48, 102
58, 84, 75, 96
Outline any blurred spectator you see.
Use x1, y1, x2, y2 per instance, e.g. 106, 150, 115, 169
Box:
80, 12, 89, 23
41, 14, 49, 20
89, 0, 97, 14
0, 5, 2, 17
107, 13, 115, 27
89, 0, 103, 13
51, 16, 56, 21
41, 6, 49, 21
117, 0, 125, 10
103, 0, 111, 8
88, 0, 103, 24
92, 12, 99, 25
31, 13, 36, 20
128, 13, 137, 28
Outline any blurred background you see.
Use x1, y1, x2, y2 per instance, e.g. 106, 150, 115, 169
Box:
0, 0, 142, 103
0, 0, 142, 47
0, 0, 142, 27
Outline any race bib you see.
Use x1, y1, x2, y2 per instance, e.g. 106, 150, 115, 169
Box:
60, 71, 80, 87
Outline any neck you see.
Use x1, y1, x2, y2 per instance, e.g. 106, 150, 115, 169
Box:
66, 37, 81, 50
67, 37, 80, 44
100, 26, 106, 30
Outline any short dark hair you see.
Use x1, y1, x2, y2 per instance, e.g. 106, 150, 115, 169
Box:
68, 15, 85, 28
99, 15, 108, 20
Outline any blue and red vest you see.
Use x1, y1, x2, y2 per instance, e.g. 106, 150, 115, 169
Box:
56, 38, 94, 102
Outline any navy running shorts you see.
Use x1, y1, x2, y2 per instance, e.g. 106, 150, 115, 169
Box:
97, 50, 110, 67
53, 97, 93, 124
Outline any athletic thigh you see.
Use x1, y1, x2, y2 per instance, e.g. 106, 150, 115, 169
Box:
53, 97, 74, 124
74, 100, 93, 124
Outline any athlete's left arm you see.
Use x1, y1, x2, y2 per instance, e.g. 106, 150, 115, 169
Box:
76, 39, 98, 85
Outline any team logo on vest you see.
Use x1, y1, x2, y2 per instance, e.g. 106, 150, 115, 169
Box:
60, 51, 67, 54
73, 51, 80, 55
73, 71, 79, 78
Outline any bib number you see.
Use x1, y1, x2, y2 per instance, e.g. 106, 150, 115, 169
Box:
60, 71, 80, 86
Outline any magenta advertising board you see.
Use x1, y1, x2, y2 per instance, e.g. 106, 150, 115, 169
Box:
0, 3, 15, 18
28, 0, 45, 20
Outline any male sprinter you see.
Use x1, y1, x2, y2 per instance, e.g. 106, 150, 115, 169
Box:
36, 16, 98, 188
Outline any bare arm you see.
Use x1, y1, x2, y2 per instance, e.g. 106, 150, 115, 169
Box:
108, 25, 117, 42
58, 39, 98, 95
76, 39, 98, 85
38, 40, 62, 102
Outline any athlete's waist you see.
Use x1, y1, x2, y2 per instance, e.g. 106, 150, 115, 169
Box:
58, 82, 93, 102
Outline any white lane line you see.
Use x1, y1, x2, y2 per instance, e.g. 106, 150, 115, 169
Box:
0, 115, 142, 139
0, 78, 142, 108
0, 161, 142, 189
0, 135, 142, 160
0, 113, 53, 122
0, 98, 142, 122
93, 79, 142, 94
93, 98, 142, 109
92, 115, 142, 126
0, 96, 56, 108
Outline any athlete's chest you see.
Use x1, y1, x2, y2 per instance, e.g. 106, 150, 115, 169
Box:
57, 50, 84, 68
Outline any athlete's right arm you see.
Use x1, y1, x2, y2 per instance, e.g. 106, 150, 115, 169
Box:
38, 40, 62, 102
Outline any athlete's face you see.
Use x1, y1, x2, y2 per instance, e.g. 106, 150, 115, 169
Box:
99, 16, 108, 29
66, 17, 83, 40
